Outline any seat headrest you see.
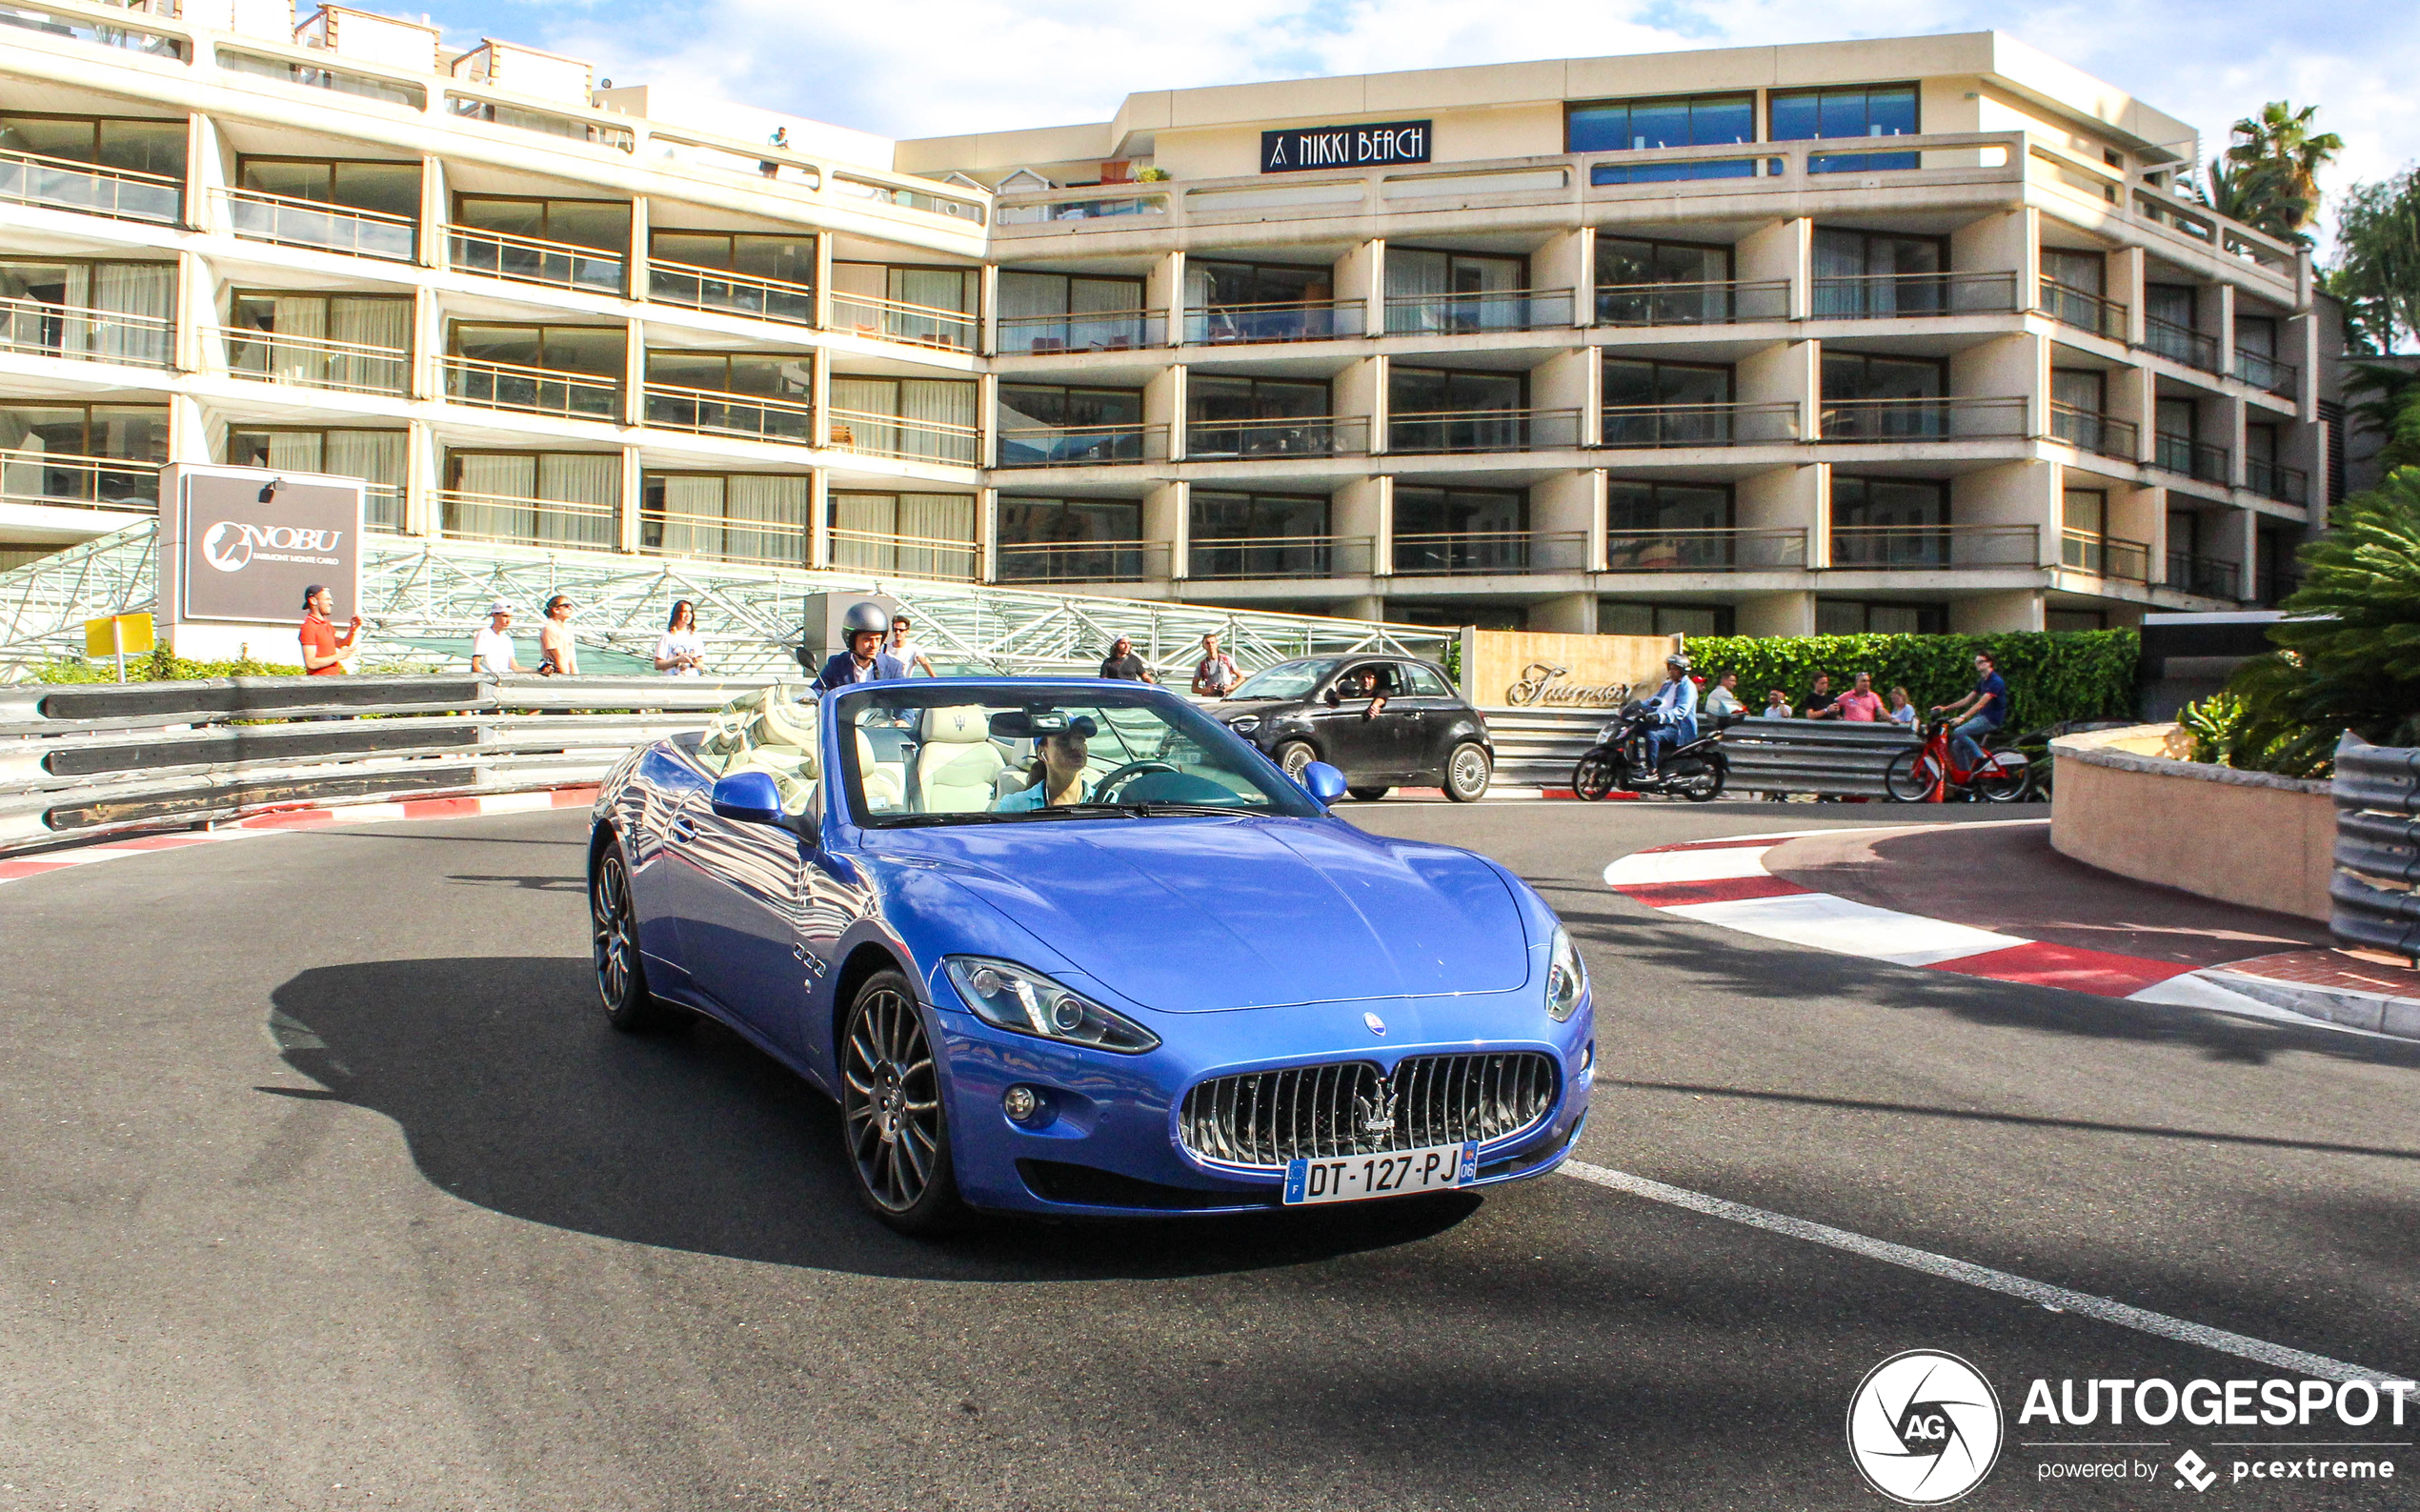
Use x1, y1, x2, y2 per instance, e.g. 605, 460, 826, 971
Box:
921, 704, 992, 743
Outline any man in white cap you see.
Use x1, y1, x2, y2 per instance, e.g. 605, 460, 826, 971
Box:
471, 599, 527, 676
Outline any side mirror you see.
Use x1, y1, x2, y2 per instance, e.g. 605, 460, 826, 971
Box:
1322, 687, 1341, 707
709, 769, 786, 825
1299, 760, 1349, 804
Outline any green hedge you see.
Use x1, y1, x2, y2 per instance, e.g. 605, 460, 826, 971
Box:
30, 647, 305, 683
1682, 629, 2139, 733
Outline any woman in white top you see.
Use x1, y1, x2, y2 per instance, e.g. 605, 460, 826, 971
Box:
655, 599, 706, 676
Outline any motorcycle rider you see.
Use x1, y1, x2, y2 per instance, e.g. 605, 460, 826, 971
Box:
1640, 652, 1700, 777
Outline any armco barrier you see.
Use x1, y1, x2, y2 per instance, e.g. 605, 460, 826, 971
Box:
0, 674, 774, 855
1477, 706, 1918, 796
2332, 734, 2420, 959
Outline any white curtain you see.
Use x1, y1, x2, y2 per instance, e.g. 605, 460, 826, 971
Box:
897, 493, 976, 578
829, 262, 887, 336
328, 297, 411, 393
830, 491, 894, 570
655, 474, 724, 558
272, 295, 328, 384
727, 474, 806, 565
537, 453, 619, 549
998, 270, 1062, 353
899, 379, 977, 464
326, 430, 407, 530
451, 454, 534, 542
91, 263, 169, 363
830, 376, 898, 455
1385, 250, 1449, 333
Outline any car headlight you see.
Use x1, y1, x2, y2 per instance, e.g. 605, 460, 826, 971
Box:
944, 958, 1160, 1054
1228, 716, 1260, 734
1544, 925, 1586, 1022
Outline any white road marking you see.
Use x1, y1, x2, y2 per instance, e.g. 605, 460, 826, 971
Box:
1664, 890, 2026, 966
1603, 846, 1782, 885
1562, 1159, 2411, 1385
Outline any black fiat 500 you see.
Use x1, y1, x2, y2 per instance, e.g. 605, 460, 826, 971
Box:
1212, 655, 1493, 802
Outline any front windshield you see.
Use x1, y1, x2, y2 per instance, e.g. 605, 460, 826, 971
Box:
1229, 657, 1338, 701
837, 684, 1322, 827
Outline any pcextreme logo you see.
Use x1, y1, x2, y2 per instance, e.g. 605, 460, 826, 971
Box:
1846, 1350, 2006, 1505
200, 519, 346, 573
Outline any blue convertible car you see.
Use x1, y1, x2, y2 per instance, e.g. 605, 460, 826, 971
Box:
589, 676, 1593, 1233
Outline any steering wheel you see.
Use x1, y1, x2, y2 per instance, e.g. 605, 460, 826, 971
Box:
1092, 760, 1180, 801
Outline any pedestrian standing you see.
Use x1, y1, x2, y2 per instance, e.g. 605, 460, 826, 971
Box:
1190, 632, 1240, 697
1886, 686, 1918, 727
655, 599, 706, 676
1758, 688, 1793, 719
1833, 671, 1886, 721
471, 599, 525, 675
1703, 670, 1743, 717
537, 595, 579, 675
297, 584, 363, 675
887, 613, 938, 677
1099, 635, 1154, 682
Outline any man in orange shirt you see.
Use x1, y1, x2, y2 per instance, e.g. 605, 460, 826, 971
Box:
298, 583, 364, 675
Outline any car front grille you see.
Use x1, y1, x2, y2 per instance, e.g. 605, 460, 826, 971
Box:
1177, 1052, 1560, 1170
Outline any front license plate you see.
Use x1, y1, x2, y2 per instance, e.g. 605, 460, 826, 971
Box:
1282, 1142, 1477, 1205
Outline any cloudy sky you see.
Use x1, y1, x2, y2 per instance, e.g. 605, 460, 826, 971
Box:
422, 0, 2415, 255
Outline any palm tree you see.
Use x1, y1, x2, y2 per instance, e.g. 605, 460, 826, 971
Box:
2220, 101, 2342, 243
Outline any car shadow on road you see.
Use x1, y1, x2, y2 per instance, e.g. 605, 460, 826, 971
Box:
266, 956, 1479, 1282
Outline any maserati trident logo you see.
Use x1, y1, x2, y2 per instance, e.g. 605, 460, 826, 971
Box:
1355, 1085, 1397, 1138
1362, 1011, 1386, 1037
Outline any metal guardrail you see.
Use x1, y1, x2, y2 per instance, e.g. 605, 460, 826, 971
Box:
0, 674, 770, 855
1474, 706, 1917, 796
2331, 735, 2420, 960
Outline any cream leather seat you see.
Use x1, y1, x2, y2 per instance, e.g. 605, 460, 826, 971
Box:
916, 705, 1007, 812
856, 729, 905, 810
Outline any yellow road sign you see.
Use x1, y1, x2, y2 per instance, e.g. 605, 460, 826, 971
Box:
85, 613, 155, 660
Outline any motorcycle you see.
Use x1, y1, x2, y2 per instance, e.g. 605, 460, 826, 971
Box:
1571, 701, 1730, 802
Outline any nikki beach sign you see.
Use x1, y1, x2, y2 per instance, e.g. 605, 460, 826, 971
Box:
1260, 120, 1431, 173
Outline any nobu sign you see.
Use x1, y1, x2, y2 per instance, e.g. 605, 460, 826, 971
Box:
172, 467, 363, 624
1260, 120, 1430, 173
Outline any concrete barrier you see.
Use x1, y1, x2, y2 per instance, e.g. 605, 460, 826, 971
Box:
2049, 723, 2333, 921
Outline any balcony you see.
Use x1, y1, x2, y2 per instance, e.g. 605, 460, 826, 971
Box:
1188, 534, 1375, 579
996, 421, 1166, 469
641, 384, 815, 445
1181, 298, 1366, 346
997, 310, 1164, 354
225, 328, 410, 396
2142, 316, 2222, 373
1830, 523, 2042, 571
1603, 528, 1808, 572
1, 300, 171, 369
442, 355, 621, 421
0, 148, 180, 224
2233, 347, 2299, 397
1382, 287, 1575, 335
2060, 530, 2151, 582
1816, 395, 2027, 442
2047, 403, 2137, 462
1389, 407, 1583, 455
448, 224, 624, 295
995, 539, 1170, 583
0, 452, 160, 513
1185, 415, 1369, 461
217, 187, 414, 262
2153, 432, 2231, 486
830, 527, 977, 580
2246, 457, 2309, 505
829, 291, 978, 353
640, 502, 805, 568
1600, 400, 1800, 448
2254, 568, 2301, 609
2037, 278, 2128, 341
648, 259, 816, 328
439, 489, 617, 549
826, 408, 981, 466
2166, 552, 2242, 600
1393, 530, 1589, 575
1595, 279, 1788, 327
1810, 271, 2020, 319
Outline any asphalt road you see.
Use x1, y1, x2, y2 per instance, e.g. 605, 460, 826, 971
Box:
3, 798, 2415, 1511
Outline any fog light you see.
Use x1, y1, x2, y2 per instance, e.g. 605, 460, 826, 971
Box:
1002, 1084, 1043, 1124
1580, 1040, 1596, 1076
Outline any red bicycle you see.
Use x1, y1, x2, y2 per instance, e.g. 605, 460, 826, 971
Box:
1885, 719, 2028, 802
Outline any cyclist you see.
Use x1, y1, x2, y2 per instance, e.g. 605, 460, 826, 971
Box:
1640, 652, 1700, 776
1930, 650, 2008, 773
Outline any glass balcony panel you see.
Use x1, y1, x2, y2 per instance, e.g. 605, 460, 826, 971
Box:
1602, 528, 1809, 572
2036, 277, 2128, 339
1183, 415, 1366, 459
1827, 523, 2041, 570
443, 356, 620, 420
0, 451, 161, 512
220, 187, 415, 260
1187, 534, 1372, 580
0, 148, 180, 222
647, 259, 816, 325
0, 300, 171, 368
1382, 287, 1573, 334
996, 422, 1162, 468
1181, 298, 1364, 345
1391, 530, 1589, 575
448, 224, 625, 294
994, 540, 1168, 582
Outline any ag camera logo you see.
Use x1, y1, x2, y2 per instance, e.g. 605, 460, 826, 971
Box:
200, 519, 344, 573
1847, 1350, 2004, 1504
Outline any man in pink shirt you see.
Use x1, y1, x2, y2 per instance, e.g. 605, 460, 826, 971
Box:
1832, 670, 1886, 721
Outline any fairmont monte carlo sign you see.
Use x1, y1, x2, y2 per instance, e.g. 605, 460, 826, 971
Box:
1260, 120, 1432, 173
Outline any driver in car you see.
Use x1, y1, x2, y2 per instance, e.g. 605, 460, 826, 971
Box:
993, 716, 1098, 812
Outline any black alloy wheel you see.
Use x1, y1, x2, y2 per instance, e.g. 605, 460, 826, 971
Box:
1275, 740, 1318, 779
592, 845, 679, 1033
840, 971, 963, 1235
1443, 742, 1491, 803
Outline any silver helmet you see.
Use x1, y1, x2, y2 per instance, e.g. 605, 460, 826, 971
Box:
841, 600, 891, 636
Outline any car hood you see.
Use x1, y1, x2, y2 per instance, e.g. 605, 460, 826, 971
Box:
868, 817, 1529, 1011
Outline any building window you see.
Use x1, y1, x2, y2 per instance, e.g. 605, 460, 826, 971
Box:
2045, 609, 2107, 633
1815, 599, 1946, 635
1820, 352, 1945, 439
996, 496, 1150, 580
828, 375, 980, 465
998, 269, 1148, 353
1603, 358, 1734, 445
1830, 476, 1947, 568
237, 157, 419, 219
232, 291, 413, 394
0, 113, 186, 179
1384, 248, 1530, 333
1605, 480, 1734, 570
1394, 485, 1530, 574
229, 427, 407, 531
0, 402, 168, 510
454, 194, 630, 254
649, 231, 816, 324
442, 452, 619, 550
998, 382, 1146, 466
0, 256, 174, 366
1567, 92, 1755, 153
1600, 601, 1736, 635
1189, 491, 1337, 578
1811, 227, 1948, 315
1769, 83, 1919, 172
1187, 374, 1335, 458
2042, 248, 2105, 296
829, 491, 978, 579
640, 473, 808, 566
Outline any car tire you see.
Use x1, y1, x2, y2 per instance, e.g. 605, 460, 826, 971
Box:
840, 970, 965, 1237
592, 845, 682, 1035
1443, 742, 1491, 803
1348, 786, 1391, 802
1275, 740, 1318, 780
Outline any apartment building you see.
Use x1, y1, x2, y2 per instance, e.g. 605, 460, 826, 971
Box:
0, 10, 2332, 637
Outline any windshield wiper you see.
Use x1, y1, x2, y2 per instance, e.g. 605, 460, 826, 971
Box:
872, 811, 1019, 827
1128, 802, 1250, 816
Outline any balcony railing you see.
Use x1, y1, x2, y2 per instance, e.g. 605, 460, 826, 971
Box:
2166, 551, 2242, 600
448, 224, 624, 295
2037, 278, 2128, 341
1595, 278, 1788, 327
639, 503, 805, 567
0, 299, 171, 368
1184, 414, 1369, 460
1810, 270, 2020, 319
2142, 316, 2222, 373
1829, 523, 2043, 571
2255, 568, 2300, 609
2233, 347, 2299, 396
998, 309, 1164, 354
641, 383, 815, 445
1816, 395, 2028, 442
441, 355, 621, 421
1603, 527, 1809, 572
2048, 403, 2137, 461
1181, 298, 1366, 346
647, 258, 816, 327
363, 482, 405, 533
438, 489, 617, 550
0, 147, 180, 224
1600, 400, 1800, 448
996, 421, 1166, 468
2246, 457, 2309, 504
1383, 287, 1575, 335
2061, 530, 2150, 582
826, 407, 981, 466
829, 291, 978, 352
994, 539, 1170, 582
2153, 432, 2231, 485
1388, 407, 1583, 454
1392, 530, 1590, 575
829, 527, 978, 581
217, 187, 414, 262
225, 327, 410, 395
1188, 534, 1375, 580
0, 451, 161, 512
